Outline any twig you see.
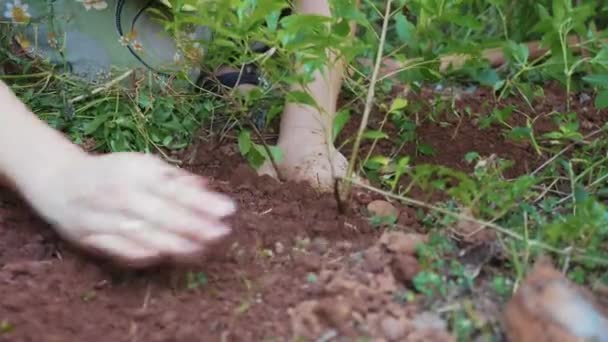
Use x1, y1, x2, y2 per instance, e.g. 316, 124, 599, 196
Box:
69, 69, 134, 104
343, 0, 393, 200
531, 126, 606, 176
342, 177, 608, 266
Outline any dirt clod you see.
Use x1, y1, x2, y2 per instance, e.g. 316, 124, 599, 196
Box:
290, 231, 453, 340
367, 200, 399, 218
379, 231, 428, 255
380, 316, 409, 341
390, 254, 421, 285
294, 252, 323, 272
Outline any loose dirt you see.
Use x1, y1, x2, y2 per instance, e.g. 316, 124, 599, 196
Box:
1, 84, 606, 341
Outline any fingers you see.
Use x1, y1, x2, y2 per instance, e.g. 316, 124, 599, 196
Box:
80, 234, 162, 268
130, 154, 236, 218
76, 221, 209, 267
124, 229, 202, 255
146, 172, 237, 218
71, 192, 230, 266
118, 190, 231, 242
64, 153, 236, 268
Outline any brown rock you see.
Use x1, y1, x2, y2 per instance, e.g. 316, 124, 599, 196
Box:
368, 200, 399, 218
503, 257, 608, 342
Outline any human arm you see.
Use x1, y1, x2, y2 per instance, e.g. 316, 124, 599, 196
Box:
0, 80, 235, 267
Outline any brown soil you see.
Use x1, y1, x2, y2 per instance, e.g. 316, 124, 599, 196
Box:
338, 82, 606, 179
1, 84, 607, 341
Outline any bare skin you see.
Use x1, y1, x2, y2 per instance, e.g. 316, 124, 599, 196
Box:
0, 0, 350, 267
0, 81, 235, 268
259, 0, 358, 192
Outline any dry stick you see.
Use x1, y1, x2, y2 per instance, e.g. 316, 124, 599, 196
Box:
531, 126, 606, 177
344, 177, 608, 266
68, 69, 134, 104
342, 0, 393, 201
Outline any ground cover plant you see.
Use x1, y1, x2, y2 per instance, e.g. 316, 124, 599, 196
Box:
0, 0, 607, 341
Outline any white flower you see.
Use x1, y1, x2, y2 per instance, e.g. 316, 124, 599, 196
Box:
76, 0, 108, 11
4, 0, 31, 23
131, 40, 144, 52
118, 31, 144, 53
173, 52, 183, 64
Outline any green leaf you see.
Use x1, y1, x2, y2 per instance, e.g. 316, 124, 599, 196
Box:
583, 74, 608, 88
594, 89, 608, 109
254, 144, 284, 166
286, 90, 317, 107
362, 130, 389, 139
394, 13, 416, 45
503, 41, 529, 65
389, 97, 408, 113
591, 46, 608, 66
508, 126, 533, 141
542, 131, 564, 140
162, 135, 173, 147
474, 68, 501, 87
464, 152, 480, 163
417, 143, 436, 156
83, 113, 111, 135
445, 14, 482, 30
333, 110, 351, 142
138, 93, 154, 109
238, 130, 252, 155
364, 155, 391, 171
245, 146, 266, 169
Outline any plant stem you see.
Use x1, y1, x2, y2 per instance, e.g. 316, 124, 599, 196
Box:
342, 0, 392, 201
343, 177, 608, 266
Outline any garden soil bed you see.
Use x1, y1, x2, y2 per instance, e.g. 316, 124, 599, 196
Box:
0, 84, 606, 341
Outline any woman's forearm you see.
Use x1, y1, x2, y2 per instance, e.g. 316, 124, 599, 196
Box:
0, 81, 85, 189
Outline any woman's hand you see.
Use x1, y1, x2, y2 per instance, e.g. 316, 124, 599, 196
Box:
20, 152, 235, 268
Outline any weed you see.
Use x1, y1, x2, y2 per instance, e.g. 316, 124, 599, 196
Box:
0, 320, 13, 334
186, 271, 209, 290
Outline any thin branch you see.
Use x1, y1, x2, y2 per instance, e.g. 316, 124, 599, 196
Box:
342, 177, 608, 266
343, 0, 393, 200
